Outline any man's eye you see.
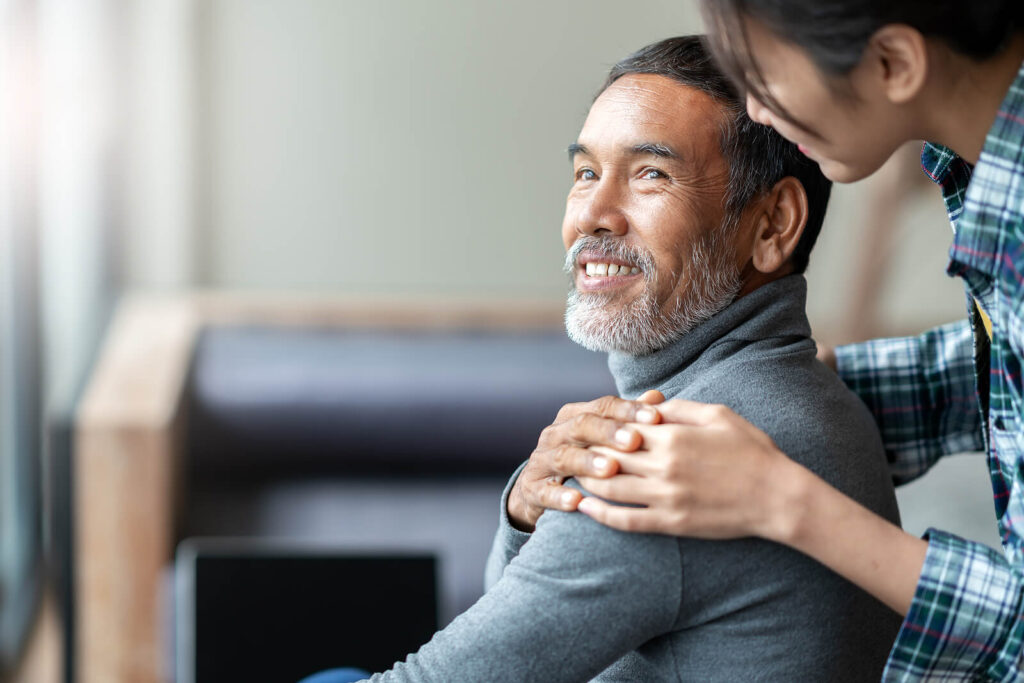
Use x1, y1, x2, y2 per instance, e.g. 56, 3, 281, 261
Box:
575, 168, 597, 181
640, 168, 666, 180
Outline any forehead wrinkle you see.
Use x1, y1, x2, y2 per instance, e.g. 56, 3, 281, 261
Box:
588, 78, 729, 177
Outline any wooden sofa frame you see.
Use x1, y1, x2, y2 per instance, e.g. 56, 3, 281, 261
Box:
73, 292, 562, 683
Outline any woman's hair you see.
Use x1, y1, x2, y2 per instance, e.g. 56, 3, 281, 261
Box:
701, 0, 1024, 120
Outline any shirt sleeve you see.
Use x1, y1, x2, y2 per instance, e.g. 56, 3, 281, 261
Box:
835, 319, 984, 485
483, 461, 531, 591
364, 503, 682, 683
884, 530, 1024, 681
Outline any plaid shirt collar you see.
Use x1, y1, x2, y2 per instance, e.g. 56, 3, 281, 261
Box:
921, 57, 1024, 282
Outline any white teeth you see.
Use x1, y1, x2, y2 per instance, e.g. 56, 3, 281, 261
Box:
582, 262, 641, 277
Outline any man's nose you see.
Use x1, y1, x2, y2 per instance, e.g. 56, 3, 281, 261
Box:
746, 92, 772, 127
575, 178, 628, 237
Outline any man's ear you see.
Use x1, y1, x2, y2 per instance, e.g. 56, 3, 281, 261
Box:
749, 176, 807, 275
863, 24, 929, 105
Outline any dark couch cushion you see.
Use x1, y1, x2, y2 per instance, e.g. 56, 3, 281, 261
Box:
186, 325, 617, 480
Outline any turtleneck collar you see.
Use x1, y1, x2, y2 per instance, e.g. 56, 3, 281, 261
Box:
607, 274, 812, 399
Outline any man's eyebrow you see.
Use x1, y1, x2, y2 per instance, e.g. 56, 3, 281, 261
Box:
632, 142, 678, 159
567, 142, 588, 161
567, 141, 681, 161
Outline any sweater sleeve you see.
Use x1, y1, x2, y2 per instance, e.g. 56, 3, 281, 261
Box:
364, 497, 682, 683
483, 462, 531, 591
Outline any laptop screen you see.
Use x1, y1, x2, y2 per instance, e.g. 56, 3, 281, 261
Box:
176, 541, 438, 683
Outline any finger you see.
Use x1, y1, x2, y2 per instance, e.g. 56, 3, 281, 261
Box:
532, 482, 584, 512
576, 474, 655, 505
562, 413, 642, 451
554, 400, 588, 423
576, 498, 668, 534
646, 399, 730, 426
637, 390, 665, 405
630, 416, 775, 457
625, 422, 702, 451
549, 444, 619, 478
585, 395, 661, 425
589, 446, 664, 477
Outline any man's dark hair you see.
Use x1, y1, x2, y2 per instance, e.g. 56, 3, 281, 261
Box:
601, 35, 831, 274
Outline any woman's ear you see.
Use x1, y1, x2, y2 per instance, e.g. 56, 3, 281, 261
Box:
864, 24, 929, 105
750, 175, 808, 275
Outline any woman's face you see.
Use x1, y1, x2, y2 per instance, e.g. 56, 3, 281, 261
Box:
740, 18, 912, 183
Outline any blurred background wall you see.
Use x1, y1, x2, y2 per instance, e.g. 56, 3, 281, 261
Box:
0, 0, 1000, 680
182, 0, 997, 548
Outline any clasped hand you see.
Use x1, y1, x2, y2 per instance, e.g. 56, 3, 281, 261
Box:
508, 394, 796, 541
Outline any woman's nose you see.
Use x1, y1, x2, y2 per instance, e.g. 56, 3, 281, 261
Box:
746, 92, 772, 127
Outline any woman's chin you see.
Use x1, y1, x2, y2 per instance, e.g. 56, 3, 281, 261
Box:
817, 156, 880, 184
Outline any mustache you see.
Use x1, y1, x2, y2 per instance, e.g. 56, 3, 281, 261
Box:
563, 236, 655, 280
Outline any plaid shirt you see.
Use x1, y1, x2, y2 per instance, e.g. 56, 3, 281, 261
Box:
835, 58, 1024, 680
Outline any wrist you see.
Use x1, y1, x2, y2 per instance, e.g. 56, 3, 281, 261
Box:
761, 455, 815, 546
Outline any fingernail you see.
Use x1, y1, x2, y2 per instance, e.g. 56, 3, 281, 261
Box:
615, 428, 634, 446
577, 498, 595, 515
636, 408, 658, 423
592, 455, 610, 474
561, 490, 577, 508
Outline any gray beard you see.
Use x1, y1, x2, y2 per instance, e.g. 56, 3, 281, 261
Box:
564, 229, 742, 356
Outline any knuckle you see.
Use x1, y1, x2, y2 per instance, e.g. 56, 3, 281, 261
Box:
522, 457, 542, 481
619, 514, 639, 532
556, 401, 582, 422
667, 485, 690, 509
669, 510, 690, 532
666, 428, 687, 451
570, 413, 593, 436
538, 422, 561, 446
594, 395, 618, 418
541, 485, 561, 508
551, 444, 570, 470
663, 457, 684, 480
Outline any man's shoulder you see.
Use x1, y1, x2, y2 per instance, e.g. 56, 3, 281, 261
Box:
515, 493, 681, 597
661, 348, 894, 513
662, 343, 860, 424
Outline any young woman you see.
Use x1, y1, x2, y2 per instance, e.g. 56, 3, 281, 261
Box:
513, 2, 1024, 679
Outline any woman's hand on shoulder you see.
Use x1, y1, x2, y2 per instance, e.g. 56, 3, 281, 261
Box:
576, 399, 806, 542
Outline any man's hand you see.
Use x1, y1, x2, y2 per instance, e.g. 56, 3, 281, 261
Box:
507, 391, 664, 532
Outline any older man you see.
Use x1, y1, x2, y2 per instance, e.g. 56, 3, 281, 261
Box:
337, 35, 902, 682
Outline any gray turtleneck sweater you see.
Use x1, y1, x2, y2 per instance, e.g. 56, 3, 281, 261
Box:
366, 275, 902, 683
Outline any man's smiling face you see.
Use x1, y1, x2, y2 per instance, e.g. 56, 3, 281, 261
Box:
562, 73, 743, 355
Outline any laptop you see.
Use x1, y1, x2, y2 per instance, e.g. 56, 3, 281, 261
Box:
175, 538, 438, 683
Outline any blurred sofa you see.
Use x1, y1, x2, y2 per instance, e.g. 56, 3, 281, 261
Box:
70, 293, 616, 683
